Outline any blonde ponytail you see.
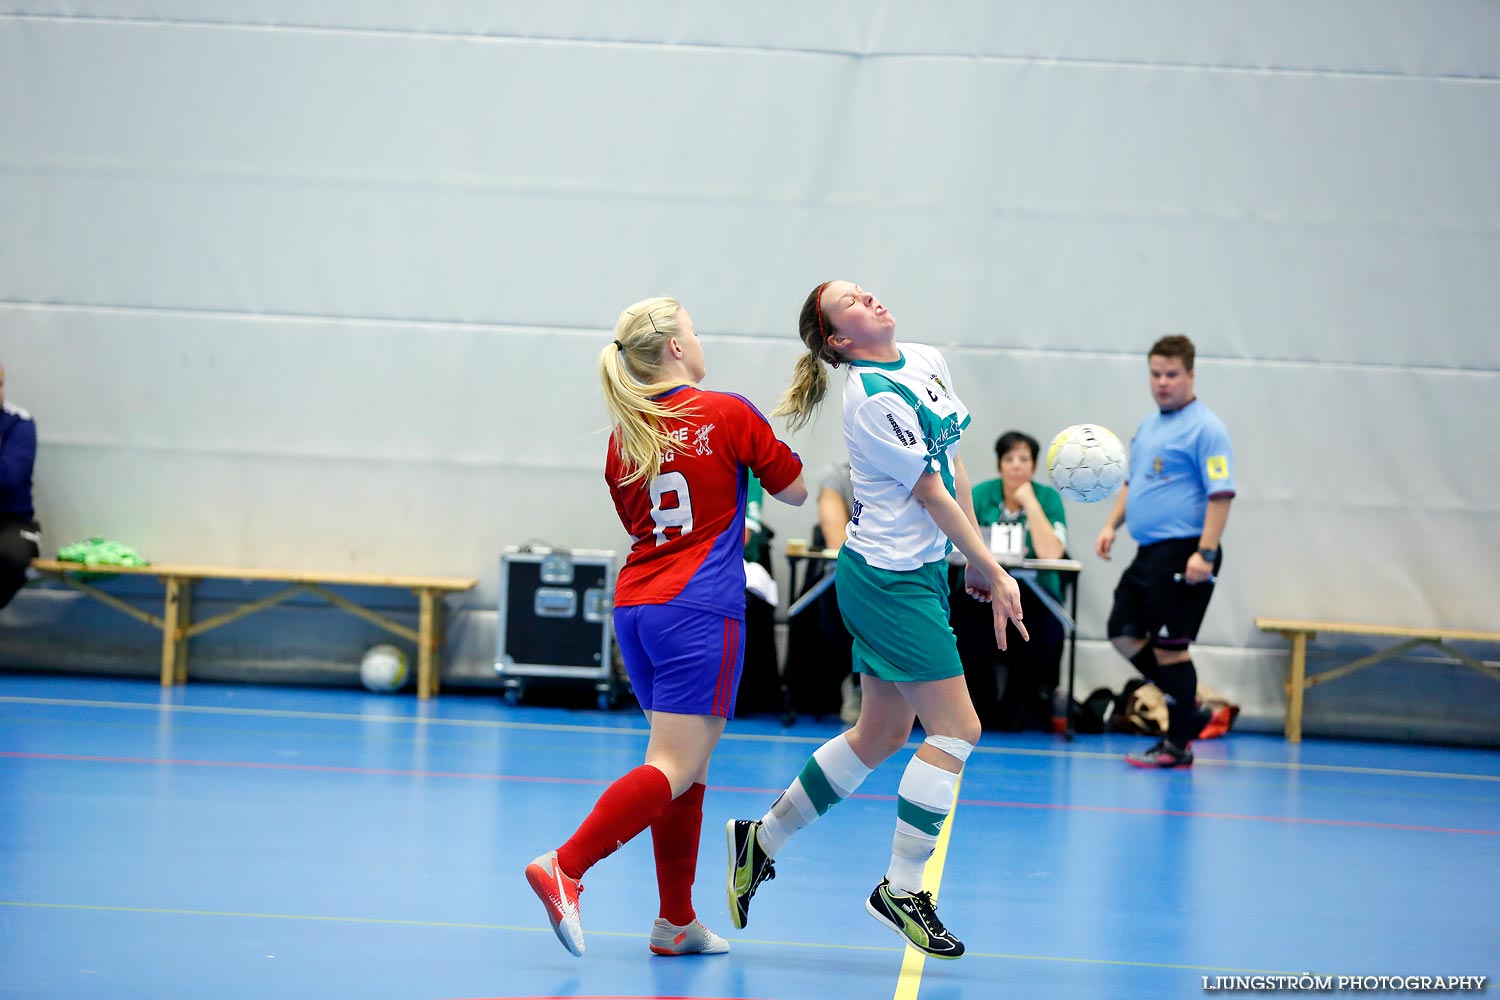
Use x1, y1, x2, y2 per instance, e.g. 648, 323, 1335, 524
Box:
598, 297, 699, 486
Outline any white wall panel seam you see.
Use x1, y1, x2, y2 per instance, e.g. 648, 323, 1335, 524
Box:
0, 299, 820, 346
7, 302, 1499, 378
1208, 355, 1500, 378
37, 441, 613, 469
7, 160, 1496, 235
3, 12, 1496, 83
0, 298, 615, 337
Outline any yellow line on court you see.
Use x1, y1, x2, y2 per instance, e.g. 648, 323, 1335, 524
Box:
891, 772, 960, 1000
3, 694, 1497, 782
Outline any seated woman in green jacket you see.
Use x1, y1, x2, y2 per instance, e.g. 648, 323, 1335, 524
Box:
952, 431, 1068, 731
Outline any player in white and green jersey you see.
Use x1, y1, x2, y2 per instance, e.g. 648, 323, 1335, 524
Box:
840, 341, 968, 571
725, 280, 1028, 960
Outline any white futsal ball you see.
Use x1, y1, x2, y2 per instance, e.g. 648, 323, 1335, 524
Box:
1048, 423, 1128, 503
359, 643, 409, 692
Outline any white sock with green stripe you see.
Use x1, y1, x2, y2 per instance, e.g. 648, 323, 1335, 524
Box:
886, 755, 961, 894
758, 733, 872, 858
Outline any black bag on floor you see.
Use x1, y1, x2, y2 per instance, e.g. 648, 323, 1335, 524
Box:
1110, 678, 1167, 735
1069, 686, 1118, 735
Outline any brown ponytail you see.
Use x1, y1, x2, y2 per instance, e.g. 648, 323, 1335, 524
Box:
772, 281, 842, 432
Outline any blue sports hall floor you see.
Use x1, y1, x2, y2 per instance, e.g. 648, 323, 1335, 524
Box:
0, 672, 1495, 1000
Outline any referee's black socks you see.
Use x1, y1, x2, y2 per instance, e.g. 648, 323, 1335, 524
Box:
1158, 659, 1199, 748
1128, 643, 1201, 748
1128, 643, 1163, 686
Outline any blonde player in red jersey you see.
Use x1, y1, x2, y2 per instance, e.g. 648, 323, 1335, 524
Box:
525, 297, 806, 958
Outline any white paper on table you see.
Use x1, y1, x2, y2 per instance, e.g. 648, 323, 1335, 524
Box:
743, 560, 779, 606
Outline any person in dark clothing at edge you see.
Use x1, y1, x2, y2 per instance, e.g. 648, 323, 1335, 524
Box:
0, 360, 41, 612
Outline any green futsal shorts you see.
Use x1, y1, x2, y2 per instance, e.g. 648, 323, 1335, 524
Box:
835, 546, 963, 682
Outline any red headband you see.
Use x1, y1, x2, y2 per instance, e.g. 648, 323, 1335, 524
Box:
812, 281, 830, 344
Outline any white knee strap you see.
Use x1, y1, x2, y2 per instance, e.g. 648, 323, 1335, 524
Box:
923, 734, 974, 763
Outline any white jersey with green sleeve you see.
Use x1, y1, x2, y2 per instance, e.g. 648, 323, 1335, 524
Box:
841, 343, 971, 572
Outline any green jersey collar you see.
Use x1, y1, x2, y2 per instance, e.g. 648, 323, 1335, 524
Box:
848, 350, 906, 372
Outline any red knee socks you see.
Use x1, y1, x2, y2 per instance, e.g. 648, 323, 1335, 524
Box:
556, 764, 672, 879
651, 781, 705, 925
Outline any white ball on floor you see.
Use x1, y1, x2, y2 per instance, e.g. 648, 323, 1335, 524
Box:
359, 643, 409, 692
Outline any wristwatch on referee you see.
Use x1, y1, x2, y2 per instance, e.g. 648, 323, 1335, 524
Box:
1196, 546, 1218, 562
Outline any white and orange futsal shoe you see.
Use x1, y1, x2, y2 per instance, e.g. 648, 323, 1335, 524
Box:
525, 850, 585, 956
648, 917, 730, 956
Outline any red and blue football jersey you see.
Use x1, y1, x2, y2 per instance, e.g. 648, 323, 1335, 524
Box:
607, 387, 801, 618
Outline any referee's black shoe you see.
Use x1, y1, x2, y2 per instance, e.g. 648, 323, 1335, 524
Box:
1125, 739, 1194, 768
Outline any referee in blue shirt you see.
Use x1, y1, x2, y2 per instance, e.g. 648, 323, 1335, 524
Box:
1095, 336, 1235, 768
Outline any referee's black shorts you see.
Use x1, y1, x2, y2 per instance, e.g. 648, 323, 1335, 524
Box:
1106, 536, 1222, 651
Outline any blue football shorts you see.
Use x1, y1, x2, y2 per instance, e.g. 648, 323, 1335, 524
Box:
613, 603, 744, 718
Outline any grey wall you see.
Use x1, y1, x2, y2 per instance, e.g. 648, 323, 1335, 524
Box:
3, 1, 1498, 740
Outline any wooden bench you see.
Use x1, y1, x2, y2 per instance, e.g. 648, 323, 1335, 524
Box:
30, 559, 477, 700
1254, 617, 1500, 742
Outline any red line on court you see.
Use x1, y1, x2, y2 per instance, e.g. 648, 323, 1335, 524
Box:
4, 751, 1495, 836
